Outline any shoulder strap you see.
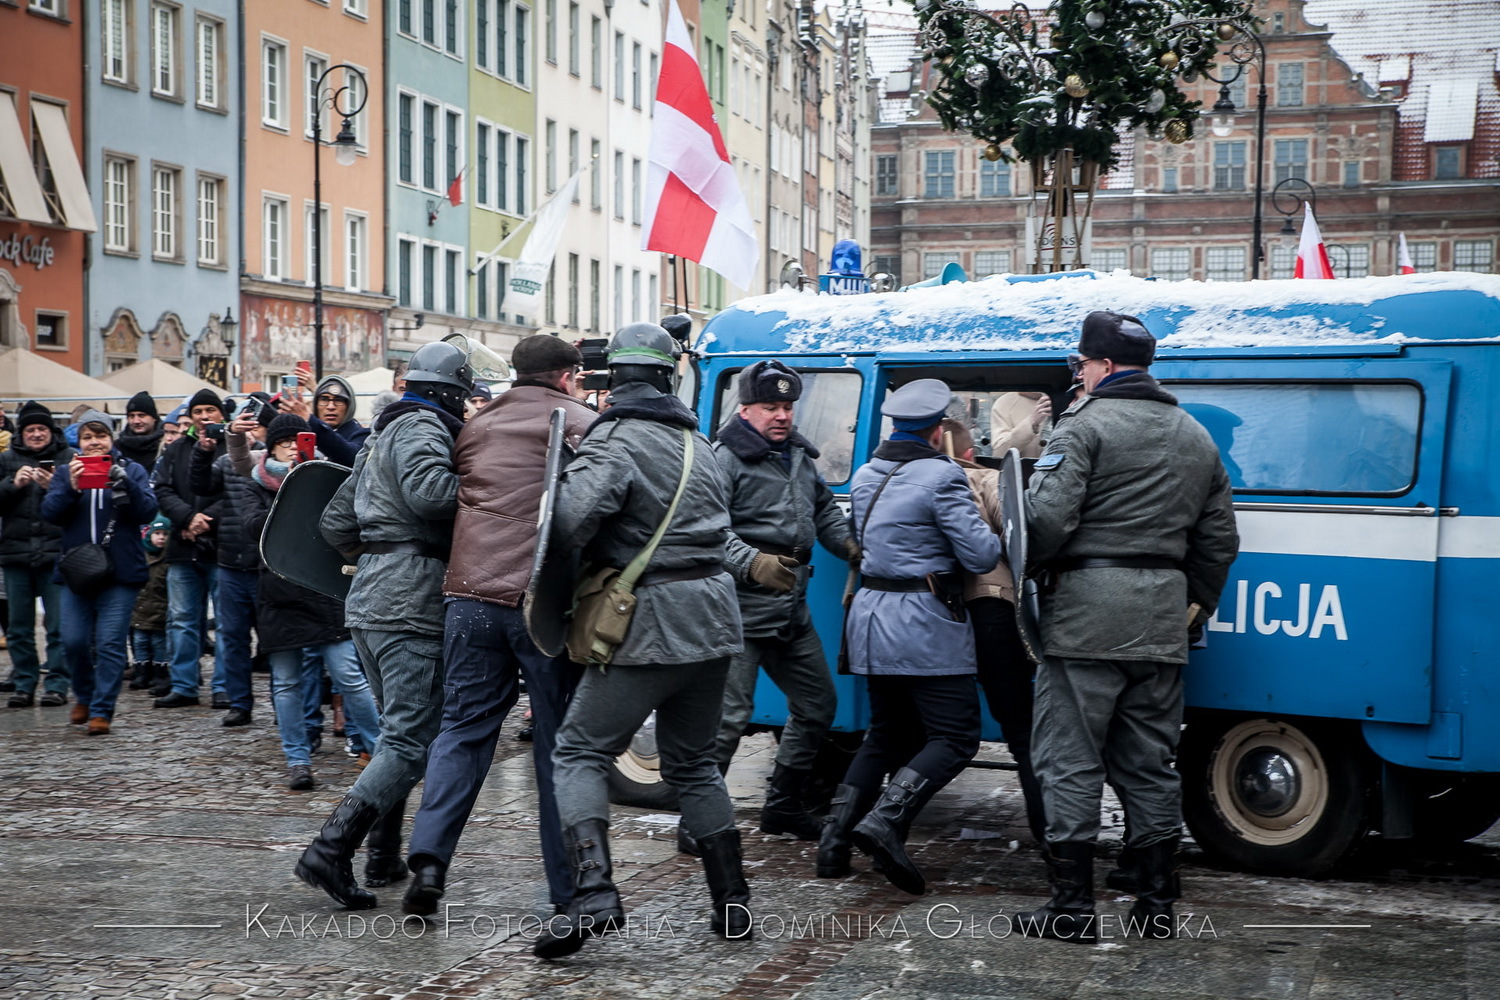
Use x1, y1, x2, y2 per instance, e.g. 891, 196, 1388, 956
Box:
857, 460, 908, 545
619, 429, 695, 589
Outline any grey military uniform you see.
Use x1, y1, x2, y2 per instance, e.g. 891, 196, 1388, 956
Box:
1026, 371, 1238, 847
710, 416, 851, 770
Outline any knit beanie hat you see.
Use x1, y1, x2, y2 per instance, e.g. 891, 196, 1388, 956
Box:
126, 391, 160, 420
266, 413, 310, 447
16, 400, 55, 432
188, 387, 225, 416
143, 514, 172, 552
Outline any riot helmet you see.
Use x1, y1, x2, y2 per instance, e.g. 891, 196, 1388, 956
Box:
607, 322, 682, 393
404, 340, 476, 419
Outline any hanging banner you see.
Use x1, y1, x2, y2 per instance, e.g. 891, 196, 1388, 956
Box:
507, 172, 582, 319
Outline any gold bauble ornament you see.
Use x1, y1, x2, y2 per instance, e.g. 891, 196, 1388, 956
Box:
1064, 73, 1090, 98
1217, 23, 1237, 40
1159, 51, 1180, 71
1164, 119, 1190, 144
983, 143, 1003, 162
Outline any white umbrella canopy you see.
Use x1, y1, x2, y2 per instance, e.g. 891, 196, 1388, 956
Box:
335, 365, 402, 423
0, 347, 121, 413
100, 358, 225, 414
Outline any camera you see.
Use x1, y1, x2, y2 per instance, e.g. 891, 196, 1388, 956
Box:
577, 337, 611, 391
204, 422, 226, 442
240, 396, 263, 421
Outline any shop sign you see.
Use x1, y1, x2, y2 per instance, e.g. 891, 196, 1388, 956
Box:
0, 232, 55, 271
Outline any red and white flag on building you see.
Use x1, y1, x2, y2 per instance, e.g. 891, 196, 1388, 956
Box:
1397, 232, 1417, 274
1293, 203, 1335, 279
642, 0, 759, 289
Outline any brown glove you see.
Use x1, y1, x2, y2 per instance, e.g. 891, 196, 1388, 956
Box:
749, 553, 799, 593
843, 539, 862, 563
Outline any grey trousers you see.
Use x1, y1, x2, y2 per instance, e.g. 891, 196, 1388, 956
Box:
712, 622, 836, 771
1032, 656, 1184, 847
348, 627, 447, 815
553, 658, 735, 839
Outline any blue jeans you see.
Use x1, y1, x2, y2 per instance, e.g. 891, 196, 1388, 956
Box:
166, 562, 216, 698
348, 627, 446, 814
269, 640, 380, 768
408, 600, 581, 907
3, 564, 67, 696
214, 567, 258, 711
62, 584, 141, 721
302, 647, 325, 738
131, 628, 170, 664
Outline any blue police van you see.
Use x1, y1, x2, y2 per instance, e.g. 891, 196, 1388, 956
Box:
682, 267, 1500, 877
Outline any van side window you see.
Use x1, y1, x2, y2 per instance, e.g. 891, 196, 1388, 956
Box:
1170, 381, 1422, 496
716, 369, 862, 485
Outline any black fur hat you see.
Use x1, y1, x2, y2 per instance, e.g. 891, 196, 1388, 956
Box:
738, 360, 802, 405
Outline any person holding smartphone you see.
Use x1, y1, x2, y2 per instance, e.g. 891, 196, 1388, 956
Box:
280, 368, 368, 466
0, 401, 76, 708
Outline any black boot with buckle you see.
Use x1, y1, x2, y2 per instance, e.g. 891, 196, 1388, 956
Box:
1125, 837, 1180, 939
295, 795, 382, 909
1016, 841, 1098, 944
816, 783, 876, 878
532, 819, 625, 959
759, 763, 823, 840
363, 798, 410, 887
698, 827, 753, 940
850, 767, 936, 894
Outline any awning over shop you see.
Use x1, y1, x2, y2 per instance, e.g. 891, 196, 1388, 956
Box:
0, 94, 52, 225
0, 347, 120, 408
100, 358, 223, 413
31, 101, 98, 233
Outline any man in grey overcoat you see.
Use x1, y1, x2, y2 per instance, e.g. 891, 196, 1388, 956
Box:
534, 323, 751, 959
711, 360, 857, 842
1018, 311, 1239, 943
816, 379, 1001, 895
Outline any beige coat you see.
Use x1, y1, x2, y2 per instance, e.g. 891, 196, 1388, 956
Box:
956, 458, 1015, 604
989, 392, 1046, 459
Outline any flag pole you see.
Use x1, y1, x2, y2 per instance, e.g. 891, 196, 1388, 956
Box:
470, 160, 594, 276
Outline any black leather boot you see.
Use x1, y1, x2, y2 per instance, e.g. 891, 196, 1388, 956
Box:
676, 822, 701, 857
1125, 838, 1180, 939
1105, 844, 1141, 895
698, 828, 752, 940
402, 854, 448, 917
128, 661, 151, 690
295, 795, 382, 909
759, 764, 822, 840
149, 667, 172, 698
363, 798, 410, 887
532, 819, 625, 959
850, 767, 935, 895
1016, 841, 1098, 944
816, 783, 875, 878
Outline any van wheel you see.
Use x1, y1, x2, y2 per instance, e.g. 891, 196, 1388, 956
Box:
606, 716, 681, 811
1410, 774, 1500, 845
1181, 714, 1370, 877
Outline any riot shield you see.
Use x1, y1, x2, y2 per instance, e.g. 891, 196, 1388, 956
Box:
261, 460, 355, 600
999, 448, 1046, 665
524, 408, 577, 657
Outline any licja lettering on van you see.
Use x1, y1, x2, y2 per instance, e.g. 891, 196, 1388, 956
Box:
1206, 580, 1347, 640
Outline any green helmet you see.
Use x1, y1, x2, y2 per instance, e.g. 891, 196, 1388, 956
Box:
607, 322, 681, 369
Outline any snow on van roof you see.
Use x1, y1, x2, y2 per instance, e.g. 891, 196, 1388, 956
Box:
698, 271, 1500, 355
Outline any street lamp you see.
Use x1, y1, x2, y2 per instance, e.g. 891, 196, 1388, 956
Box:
1272, 177, 1347, 277
310, 64, 368, 381
220, 306, 238, 351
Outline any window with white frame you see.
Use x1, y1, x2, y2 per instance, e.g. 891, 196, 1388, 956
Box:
195, 17, 222, 109
263, 196, 288, 278
477, 0, 490, 70
590, 258, 602, 331
446, 109, 462, 192
397, 92, 414, 184
398, 0, 412, 36
422, 101, 438, 189
648, 274, 657, 321
196, 175, 222, 266
923, 253, 957, 279
591, 16, 602, 88
613, 265, 624, 330
1205, 246, 1246, 281
1409, 242, 1437, 273
567, 253, 579, 328
545, 0, 557, 64
649, 52, 658, 110
497, 0, 509, 77
1090, 248, 1128, 273
495, 127, 510, 212
422, 244, 437, 310
398, 237, 415, 305
103, 155, 135, 254
445, 248, 461, 314
475, 258, 490, 318
421, 0, 437, 45
979, 157, 1010, 197
344, 0, 367, 16
569, 2, 580, 76
545, 119, 556, 193
476, 122, 491, 206
631, 269, 641, 322
614, 32, 625, 101
1274, 138, 1307, 183
590, 138, 601, 210
1454, 240, 1493, 273
972, 250, 1010, 275
445, 0, 459, 55
515, 136, 529, 214
613, 150, 624, 219
305, 203, 330, 284
1269, 243, 1295, 279
345, 213, 366, 291
151, 3, 179, 99
1276, 62, 1304, 107
568, 129, 579, 202
103, 0, 132, 84
152, 165, 180, 260
305, 53, 329, 138
30, 0, 62, 16
923, 151, 955, 198
1339, 244, 1370, 278
1151, 247, 1191, 280
632, 42, 642, 109
631, 157, 641, 225
341, 67, 368, 148
263, 39, 288, 128
514, 5, 530, 86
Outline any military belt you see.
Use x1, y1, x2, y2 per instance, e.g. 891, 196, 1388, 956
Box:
756, 543, 812, 565
860, 575, 929, 593
363, 540, 451, 560
636, 563, 724, 587
1050, 556, 1183, 573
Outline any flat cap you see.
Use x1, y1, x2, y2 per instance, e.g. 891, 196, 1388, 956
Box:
882, 378, 951, 426
512, 334, 583, 375
739, 360, 802, 404
1078, 310, 1155, 367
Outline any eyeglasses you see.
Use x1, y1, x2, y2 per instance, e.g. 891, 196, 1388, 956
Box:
1066, 353, 1103, 376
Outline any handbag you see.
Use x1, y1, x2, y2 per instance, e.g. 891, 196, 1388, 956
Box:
566, 429, 695, 668
59, 500, 118, 598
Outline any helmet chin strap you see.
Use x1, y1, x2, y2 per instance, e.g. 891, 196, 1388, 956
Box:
408, 380, 468, 419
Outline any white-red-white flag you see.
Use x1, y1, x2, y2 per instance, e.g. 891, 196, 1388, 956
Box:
1293, 203, 1335, 279
1397, 232, 1417, 274
642, 0, 759, 289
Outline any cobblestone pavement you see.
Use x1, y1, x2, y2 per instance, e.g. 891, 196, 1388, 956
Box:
2, 651, 1498, 1000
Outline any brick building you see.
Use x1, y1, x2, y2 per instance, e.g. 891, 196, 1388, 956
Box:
867, 0, 1499, 285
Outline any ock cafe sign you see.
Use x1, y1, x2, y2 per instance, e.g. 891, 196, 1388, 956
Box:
0, 232, 56, 271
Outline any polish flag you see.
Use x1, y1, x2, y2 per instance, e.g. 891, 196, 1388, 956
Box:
1397, 232, 1417, 274
1293, 203, 1335, 279
642, 0, 759, 289
446, 168, 465, 207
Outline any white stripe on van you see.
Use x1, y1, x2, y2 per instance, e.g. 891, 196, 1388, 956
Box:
1437, 516, 1500, 559
1234, 510, 1439, 563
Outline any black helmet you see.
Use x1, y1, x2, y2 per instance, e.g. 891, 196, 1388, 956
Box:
405, 341, 476, 393
659, 313, 692, 345
607, 322, 681, 369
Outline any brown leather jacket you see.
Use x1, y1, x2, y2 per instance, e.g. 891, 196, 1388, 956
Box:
443, 382, 597, 607
957, 458, 1016, 604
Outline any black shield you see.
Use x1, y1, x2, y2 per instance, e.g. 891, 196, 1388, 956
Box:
999, 448, 1045, 665
525, 408, 577, 657
261, 460, 355, 601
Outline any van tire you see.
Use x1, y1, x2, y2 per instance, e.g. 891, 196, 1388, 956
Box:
1181, 713, 1371, 877
1409, 774, 1500, 846
605, 717, 682, 811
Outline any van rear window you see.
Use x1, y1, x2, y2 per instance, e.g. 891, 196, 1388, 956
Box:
716, 369, 862, 485
1170, 381, 1422, 496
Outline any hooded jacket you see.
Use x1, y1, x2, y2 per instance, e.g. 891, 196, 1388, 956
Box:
309, 374, 369, 465
41, 451, 158, 586
0, 424, 76, 568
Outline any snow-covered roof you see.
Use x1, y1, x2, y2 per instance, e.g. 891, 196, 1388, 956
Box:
1421, 79, 1480, 143
697, 271, 1500, 355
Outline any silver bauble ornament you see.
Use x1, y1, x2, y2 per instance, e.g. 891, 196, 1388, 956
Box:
965, 63, 991, 88
1085, 10, 1106, 29
1145, 88, 1166, 113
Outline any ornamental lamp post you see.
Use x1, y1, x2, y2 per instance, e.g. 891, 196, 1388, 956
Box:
310, 64, 368, 382
1273, 177, 1347, 277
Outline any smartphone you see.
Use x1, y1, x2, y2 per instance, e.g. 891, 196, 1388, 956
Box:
77, 454, 112, 490
38, 460, 55, 470
240, 396, 263, 421
280, 374, 299, 399
296, 431, 317, 465
204, 422, 226, 442
295, 360, 313, 386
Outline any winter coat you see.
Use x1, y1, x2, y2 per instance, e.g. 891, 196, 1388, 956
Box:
41, 453, 158, 587
0, 427, 76, 568
444, 381, 596, 607
955, 459, 1014, 605
309, 375, 370, 466
712, 415, 852, 638
116, 423, 165, 472
989, 392, 1048, 460
151, 435, 217, 564
242, 453, 350, 653
131, 551, 170, 631
189, 443, 261, 572
1026, 371, 1239, 665
553, 381, 743, 666
321, 396, 463, 637
845, 439, 1002, 676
